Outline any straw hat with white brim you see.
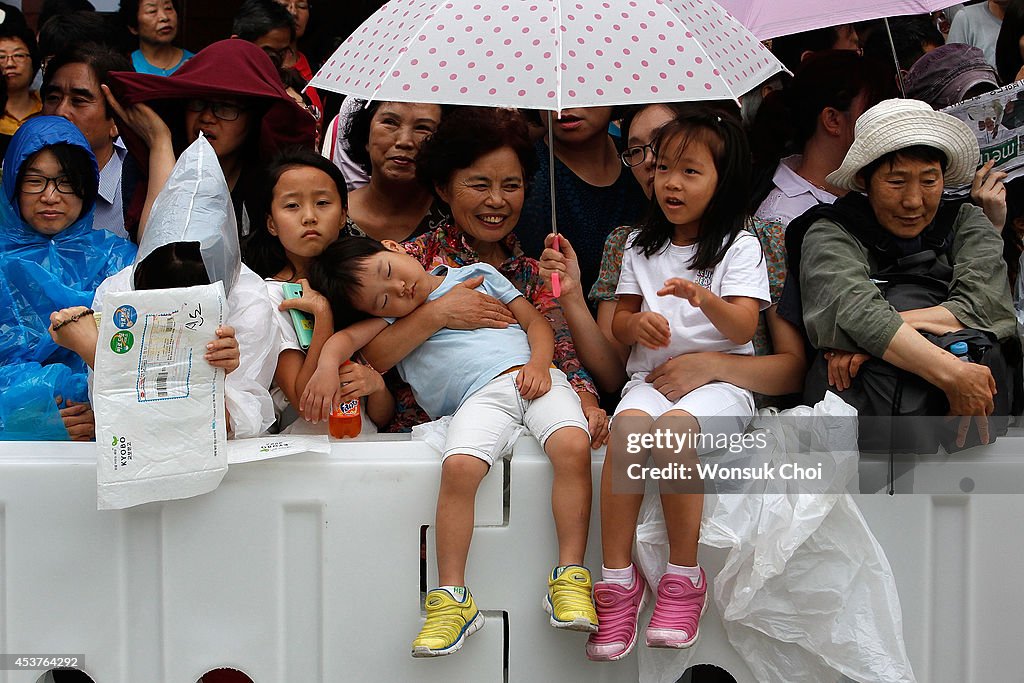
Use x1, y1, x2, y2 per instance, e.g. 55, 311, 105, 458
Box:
826, 98, 980, 193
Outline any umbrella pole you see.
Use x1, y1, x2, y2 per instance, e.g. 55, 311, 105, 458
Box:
883, 17, 907, 98
547, 110, 561, 296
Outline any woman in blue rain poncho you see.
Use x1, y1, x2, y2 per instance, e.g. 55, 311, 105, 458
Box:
0, 116, 136, 440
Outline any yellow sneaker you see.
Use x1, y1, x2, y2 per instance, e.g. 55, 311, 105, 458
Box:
543, 565, 599, 633
411, 587, 484, 657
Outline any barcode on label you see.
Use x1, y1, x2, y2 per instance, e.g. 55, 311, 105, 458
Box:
156, 370, 169, 398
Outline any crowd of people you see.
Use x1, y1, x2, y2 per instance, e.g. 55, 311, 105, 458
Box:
5, 0, 1024, 676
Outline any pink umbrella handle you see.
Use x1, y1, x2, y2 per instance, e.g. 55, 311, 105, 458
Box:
551, 233, 561, 297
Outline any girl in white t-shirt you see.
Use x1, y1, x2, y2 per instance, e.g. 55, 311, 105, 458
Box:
244, 149, 393, 434
587, 111, 769, 662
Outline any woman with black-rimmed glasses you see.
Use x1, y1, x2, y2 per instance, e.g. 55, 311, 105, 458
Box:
0, 116, 136, 441
102, 39, 317, 241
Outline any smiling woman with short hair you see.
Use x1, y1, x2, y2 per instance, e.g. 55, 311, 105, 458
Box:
357, 106, 607, 442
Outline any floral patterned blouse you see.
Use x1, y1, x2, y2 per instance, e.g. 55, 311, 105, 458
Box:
381, 221, 599, 432
587, 218, 788, 357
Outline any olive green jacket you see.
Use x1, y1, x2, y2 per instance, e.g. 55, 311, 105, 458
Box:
799, 203, 1016, 357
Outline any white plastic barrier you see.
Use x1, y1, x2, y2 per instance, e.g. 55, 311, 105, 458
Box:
1, 435, 1023, 682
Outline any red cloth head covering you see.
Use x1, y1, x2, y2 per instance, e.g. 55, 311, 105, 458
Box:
108, 39, 316, 161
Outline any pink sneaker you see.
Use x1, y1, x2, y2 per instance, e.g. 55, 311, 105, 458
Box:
645, 569, 708, 649
585, 567, 649, 662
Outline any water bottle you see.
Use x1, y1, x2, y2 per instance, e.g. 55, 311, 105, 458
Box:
949, 341, 971, 363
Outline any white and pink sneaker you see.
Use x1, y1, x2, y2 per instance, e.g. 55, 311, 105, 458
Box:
645, 569, 708, 649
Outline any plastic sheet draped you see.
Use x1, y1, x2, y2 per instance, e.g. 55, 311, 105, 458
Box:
635, 393, 915, 683
134, 134, 240, 294
93, 136, 277, 438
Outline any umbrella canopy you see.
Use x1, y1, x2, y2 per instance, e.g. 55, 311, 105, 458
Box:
714, 0, 961, 41
309, 0, 785, 111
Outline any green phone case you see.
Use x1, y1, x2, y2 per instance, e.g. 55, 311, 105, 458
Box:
282, 283, 314, 350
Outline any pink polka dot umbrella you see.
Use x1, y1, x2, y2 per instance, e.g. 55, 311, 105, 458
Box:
309, 0, 785, 111
310, 0, 784, 295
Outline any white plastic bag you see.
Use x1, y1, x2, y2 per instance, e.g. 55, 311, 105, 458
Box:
136, 133, 240, 293
635, 393, 915, 683
93, 283, 228, 510
94, 135, 277, 437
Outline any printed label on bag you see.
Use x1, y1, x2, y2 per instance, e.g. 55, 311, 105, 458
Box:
110, 434, 134, 471
136, 308, 197, 402
112, 305, 137, 329
110, 330, 134, 354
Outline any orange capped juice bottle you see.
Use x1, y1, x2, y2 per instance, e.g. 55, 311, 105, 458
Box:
329, 398, 361, 438
329, 361, 362, 438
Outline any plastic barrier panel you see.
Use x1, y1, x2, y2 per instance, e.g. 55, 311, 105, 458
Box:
1, 436, 1022, 682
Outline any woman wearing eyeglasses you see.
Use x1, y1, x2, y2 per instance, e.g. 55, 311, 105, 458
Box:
0, 22, 40, 137
540, 103, 808, 406
102, 39, 317, 241
0, 116, 136, 441
515, 106, 648, 299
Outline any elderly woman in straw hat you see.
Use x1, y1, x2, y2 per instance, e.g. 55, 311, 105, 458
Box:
781, 98, 1018, 451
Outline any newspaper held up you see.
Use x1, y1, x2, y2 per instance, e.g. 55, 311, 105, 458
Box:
943, 80, 1024, 195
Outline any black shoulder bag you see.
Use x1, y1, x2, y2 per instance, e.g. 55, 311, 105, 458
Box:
801, 202, 1017, 454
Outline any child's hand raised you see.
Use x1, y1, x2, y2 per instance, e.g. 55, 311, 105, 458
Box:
278, 278, 330, 317
205, 326, 239, 374
300, 364, 343, 424
516, 361, 552, 400
658, 278, 708, 307
634, 311, 670, 349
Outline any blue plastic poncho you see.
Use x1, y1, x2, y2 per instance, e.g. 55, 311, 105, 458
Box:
0, 116, 137, 439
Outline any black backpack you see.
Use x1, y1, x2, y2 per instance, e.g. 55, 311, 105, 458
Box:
795, 199, 1019, 454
